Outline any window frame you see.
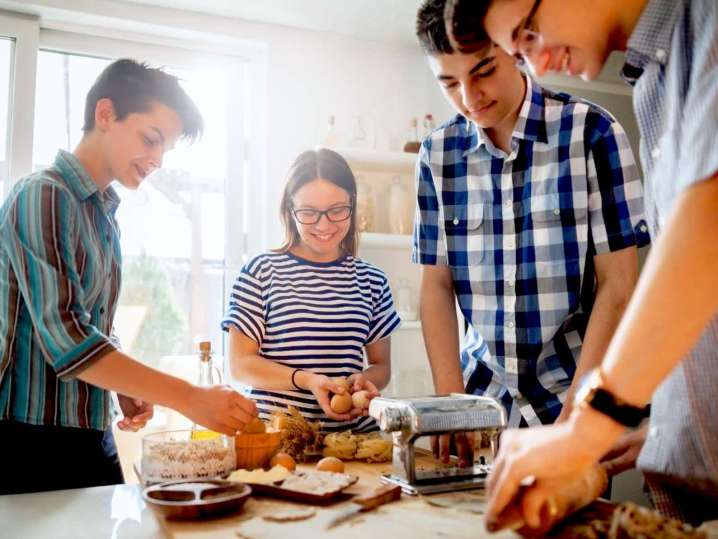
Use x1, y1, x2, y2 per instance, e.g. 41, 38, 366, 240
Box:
0, 10, 40, 188
0, 18, 268, 359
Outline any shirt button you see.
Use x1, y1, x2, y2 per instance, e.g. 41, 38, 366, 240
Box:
656, 49, 667, 61
553, 208, 560, 216
100, 307, 105, 315
504, 200, 512, 208
452, 217, 459, 225
506, 280, 514, 287
651, 146, 660, 159
649, 426, 659, 438
507, 321, 515, 328
640, 224, 648, 233
506, 239, 515, 249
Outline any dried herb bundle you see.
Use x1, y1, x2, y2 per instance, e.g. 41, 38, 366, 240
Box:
269, 407, 323, 462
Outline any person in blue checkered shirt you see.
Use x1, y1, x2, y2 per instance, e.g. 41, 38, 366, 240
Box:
412, 0, 650, 443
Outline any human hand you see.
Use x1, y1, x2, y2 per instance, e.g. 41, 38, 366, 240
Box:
182, 385, 257, 436
486, 465, 608, 536
430, 431, 475, 468
305, 373, 354, 421
117, 394, 153, 432
346, 372, 380, 416
600, 423, 647, 476
486, 412, 617, 528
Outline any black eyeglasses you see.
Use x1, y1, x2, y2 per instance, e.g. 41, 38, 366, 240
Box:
514, 0, 543, 66
292, 205, 353, 225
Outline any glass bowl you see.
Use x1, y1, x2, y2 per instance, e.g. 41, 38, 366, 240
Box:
141, 430, 236, 484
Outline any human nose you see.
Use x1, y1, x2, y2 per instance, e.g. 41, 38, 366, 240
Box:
460, 82, 483, 112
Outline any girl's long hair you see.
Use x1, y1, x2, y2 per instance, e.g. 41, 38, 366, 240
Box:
275, 148, 359, 256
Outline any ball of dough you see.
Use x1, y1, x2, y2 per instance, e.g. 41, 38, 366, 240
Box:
333, 377, 352, 393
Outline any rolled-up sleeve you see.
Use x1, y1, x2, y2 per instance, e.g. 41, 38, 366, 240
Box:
586, 113, 651, 253
2, 181, 116, 380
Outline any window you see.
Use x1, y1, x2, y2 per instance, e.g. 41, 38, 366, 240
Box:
32, 45, 249, 372
0, 38, 11, 201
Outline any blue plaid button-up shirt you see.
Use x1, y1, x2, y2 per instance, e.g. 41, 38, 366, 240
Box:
413, 76, 650, 427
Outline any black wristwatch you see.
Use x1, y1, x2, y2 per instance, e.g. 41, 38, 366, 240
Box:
573, 369, 650, 428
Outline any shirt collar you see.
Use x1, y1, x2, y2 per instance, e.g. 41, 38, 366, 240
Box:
464, 74, 548, 156
622, 0, 682, 83
54, 149, 121, 213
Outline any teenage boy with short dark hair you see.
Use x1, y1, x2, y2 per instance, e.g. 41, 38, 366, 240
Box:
0, 59, 256, 494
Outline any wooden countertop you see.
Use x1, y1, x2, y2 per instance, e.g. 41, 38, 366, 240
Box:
159, 460, 518, 539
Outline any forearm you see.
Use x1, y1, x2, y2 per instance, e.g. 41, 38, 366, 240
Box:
570, 177, 718, 454
231, 354, 298, 391
77, 351, 192, 412
361, 362, 391, 390
420, 274, 463, 393
600, 178, 718, 405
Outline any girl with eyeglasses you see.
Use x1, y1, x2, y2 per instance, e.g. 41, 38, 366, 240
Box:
221, 148, 401, 432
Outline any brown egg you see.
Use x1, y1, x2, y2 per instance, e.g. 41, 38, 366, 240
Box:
351, 390, 371, 410
316, 456, 345, 473
333, 377, 352, 393
330, 393, 353, 414
270, 452, 296, 472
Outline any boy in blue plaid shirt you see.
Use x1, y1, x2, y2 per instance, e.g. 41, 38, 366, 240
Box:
412, 0, 649, 447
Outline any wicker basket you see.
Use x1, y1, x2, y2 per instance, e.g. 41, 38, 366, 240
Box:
234, 429, 283, 470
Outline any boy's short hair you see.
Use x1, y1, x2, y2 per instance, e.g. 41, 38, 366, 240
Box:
443, 0, 493, 54
83, 58, 203, 142
416, 0, 492, 55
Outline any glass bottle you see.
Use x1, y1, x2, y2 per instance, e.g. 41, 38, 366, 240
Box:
349, 115, 367, 148
387, 175, 412, 235
355, 177, 374, 233
395, 278, 415, 320
422, 113, 435, 138
403, 117, 421, 153
190, 341, 223, 440
323, 114, 339, 147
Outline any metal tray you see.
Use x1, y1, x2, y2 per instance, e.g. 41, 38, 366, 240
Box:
142, 479, 252, 520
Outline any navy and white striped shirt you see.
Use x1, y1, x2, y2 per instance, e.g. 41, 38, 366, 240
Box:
0, 150, 121, 431
413, 76, 650, 427
221, 251, 400, 432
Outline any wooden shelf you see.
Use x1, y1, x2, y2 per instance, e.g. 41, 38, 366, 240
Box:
360, 232, 412, 249
329, 147, 417, 173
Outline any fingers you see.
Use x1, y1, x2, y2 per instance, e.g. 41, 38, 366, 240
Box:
231, 392, 257, 415
486, 457, 524, 521
440, 434, 451, 463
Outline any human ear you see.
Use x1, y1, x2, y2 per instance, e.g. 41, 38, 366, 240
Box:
94, 98, 116, 131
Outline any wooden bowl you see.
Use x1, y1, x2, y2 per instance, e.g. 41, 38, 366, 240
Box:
234, 429, 282, 469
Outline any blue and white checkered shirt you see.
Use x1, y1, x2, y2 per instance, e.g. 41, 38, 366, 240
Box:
413, 76, 650, 427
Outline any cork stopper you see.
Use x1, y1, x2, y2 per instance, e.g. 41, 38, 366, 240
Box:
199, 341, 212, 362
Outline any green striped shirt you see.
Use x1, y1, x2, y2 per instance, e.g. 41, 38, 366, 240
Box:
0, 150, 121, 430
